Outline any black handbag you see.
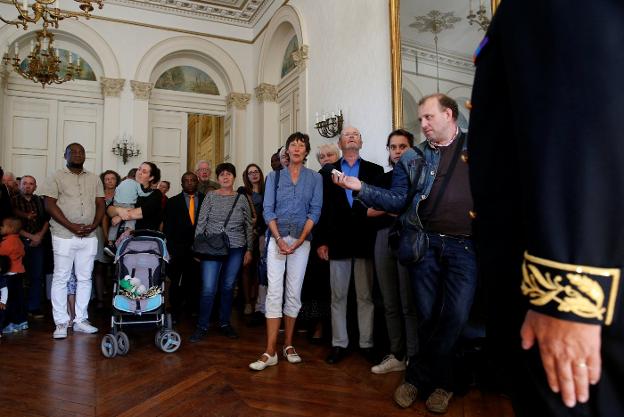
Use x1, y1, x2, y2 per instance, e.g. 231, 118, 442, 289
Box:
390, 133, 465, 265
193, 193, 241, 259
389, 222, 429, 266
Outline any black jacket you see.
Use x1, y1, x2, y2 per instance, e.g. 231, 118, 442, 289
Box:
163, 191, 205, 256
316, 158, 383, 259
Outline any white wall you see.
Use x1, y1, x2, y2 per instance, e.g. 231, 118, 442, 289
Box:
0, 0, 395, 176
287, 0, 393, 170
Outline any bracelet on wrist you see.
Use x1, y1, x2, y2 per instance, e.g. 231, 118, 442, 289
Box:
275, 236, 282, 241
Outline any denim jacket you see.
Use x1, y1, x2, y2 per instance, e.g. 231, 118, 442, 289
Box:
357, 131, 467, 228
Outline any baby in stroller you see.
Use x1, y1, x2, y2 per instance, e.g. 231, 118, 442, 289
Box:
101, 230, 181, 358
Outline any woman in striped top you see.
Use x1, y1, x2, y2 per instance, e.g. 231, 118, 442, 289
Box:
191, 163, 253, 342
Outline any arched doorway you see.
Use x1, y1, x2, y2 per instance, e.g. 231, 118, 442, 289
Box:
134, 36, 247, 194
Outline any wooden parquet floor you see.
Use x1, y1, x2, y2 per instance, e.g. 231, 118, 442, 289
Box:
0, 311, 514, 417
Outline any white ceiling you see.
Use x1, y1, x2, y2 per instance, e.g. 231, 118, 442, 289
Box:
108, 0, 276, 28
400, 0, 489, 58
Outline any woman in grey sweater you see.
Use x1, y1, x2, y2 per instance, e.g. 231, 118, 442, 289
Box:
191, 163, 253, 342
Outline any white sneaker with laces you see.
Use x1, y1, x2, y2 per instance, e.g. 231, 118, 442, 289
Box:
53, 323, 69, 339
371, 354, 406, 374
73, 320, 98, 334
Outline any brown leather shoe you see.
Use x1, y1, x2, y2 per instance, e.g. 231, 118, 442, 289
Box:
425, 388, 453, 414
393, 382, 418, 408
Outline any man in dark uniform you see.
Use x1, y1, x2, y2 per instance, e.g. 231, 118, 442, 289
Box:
469, 1, 624, 415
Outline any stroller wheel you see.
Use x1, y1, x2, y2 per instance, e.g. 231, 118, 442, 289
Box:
155, 330, 164, 347
101, 334, 118, 358
116, 332, 130, 355
158, 330, 181, 353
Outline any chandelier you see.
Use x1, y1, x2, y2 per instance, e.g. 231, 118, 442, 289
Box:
315, 110, 343, 138
2, 28, 81, 87
409, 10, 461, 93
0, 0, 104, 31
467, 0, 491, 32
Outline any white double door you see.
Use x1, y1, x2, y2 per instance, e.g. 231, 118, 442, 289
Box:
148, 109, 188, 196
3, 95, 103, 182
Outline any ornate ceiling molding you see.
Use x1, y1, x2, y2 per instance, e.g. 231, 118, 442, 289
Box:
402, 40, 475, 76
101, 78, 126, 97
108, 0, 275, 28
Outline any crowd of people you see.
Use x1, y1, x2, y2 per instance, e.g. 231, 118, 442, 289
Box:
0, 95, 470, 414
1, 89, 619, 416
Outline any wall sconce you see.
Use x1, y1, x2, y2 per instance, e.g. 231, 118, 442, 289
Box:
112, 133, 140, 164
314, 110, 343, 138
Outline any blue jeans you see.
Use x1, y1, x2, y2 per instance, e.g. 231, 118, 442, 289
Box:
405, 233, 477, 392
23, 242, 45, 312
197, 247, 245, 330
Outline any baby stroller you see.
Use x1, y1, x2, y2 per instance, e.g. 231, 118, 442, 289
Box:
100, 230, 181, 358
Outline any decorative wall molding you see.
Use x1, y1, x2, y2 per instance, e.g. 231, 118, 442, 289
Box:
254, 83, 278, 103
108, 0, 275, 28
292, 44, 309, 73
100, 78, 126, 97
226, 92, 251, 109
401, 40, 475, 76
130, 80, 154, 100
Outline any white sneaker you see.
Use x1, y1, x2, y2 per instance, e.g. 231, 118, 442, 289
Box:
249, 353, 278, 371
53, 323, 69, 339
73, 320, 98, 334
371, 354, 406, 374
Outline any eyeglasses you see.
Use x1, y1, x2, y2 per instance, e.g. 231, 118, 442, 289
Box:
388, 144, 409, 151
247, 170, 260, 175
342, 132, 360, 138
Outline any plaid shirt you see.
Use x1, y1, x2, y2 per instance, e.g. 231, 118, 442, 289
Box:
11, 193, 48, 234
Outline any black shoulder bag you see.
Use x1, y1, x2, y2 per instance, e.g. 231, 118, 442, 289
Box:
390, 133, 465, 265
193, 193, 242, 259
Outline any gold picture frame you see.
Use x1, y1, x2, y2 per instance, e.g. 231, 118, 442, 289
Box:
389, 0, 501, 129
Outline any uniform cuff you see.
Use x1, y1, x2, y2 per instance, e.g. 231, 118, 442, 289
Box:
521, 251, 620, 325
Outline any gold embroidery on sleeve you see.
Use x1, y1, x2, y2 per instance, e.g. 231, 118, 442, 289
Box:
521, 252, 620, 325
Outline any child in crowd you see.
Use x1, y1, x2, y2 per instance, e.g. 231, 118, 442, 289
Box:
103, 173, 151, 257
0, 217, 27, 334
0, 275, 7, 339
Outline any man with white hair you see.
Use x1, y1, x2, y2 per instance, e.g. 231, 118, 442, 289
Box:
2, 172, 19, 197
317, 126, 384, 365
195, 160, 220, 195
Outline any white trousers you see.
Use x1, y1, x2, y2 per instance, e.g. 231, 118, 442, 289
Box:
51, 235, 98, 325
265, 236, 311, 318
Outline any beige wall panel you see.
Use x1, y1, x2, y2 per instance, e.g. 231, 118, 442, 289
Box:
11, 154, 48, 183
152, 127, 182, 158
12, 117, 49, 150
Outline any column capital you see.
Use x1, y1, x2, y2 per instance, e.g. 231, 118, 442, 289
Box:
100, 78, 125, 97
227, 92, 251, 110
130, 80, 153, 100
292, 45, 309, 73
254, 83, 278, 103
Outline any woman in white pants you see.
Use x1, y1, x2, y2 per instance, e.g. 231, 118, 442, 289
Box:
249, 132, 323, 371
